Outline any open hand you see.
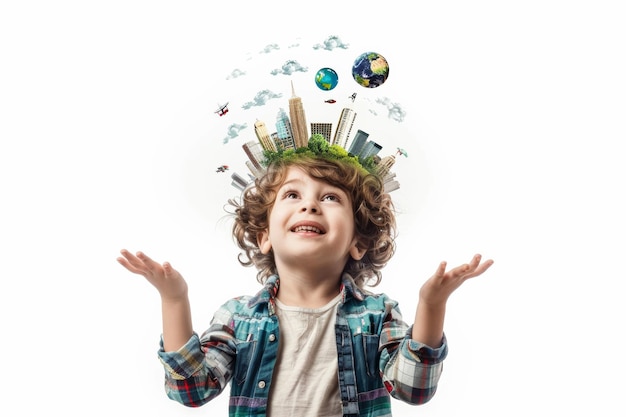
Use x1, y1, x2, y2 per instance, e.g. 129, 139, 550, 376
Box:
117, 249, 188, 301
419, 254, 494, 307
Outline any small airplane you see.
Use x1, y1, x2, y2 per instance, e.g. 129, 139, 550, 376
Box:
348, 93, 357, 102
324, 99, 336, 104
214, 102, 229, 116
216, 165, 229, 173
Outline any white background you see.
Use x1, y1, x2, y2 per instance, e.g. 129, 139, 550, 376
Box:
1, 1, 625, 416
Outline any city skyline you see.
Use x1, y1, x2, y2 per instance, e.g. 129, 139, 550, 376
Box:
231, 83, 401, 193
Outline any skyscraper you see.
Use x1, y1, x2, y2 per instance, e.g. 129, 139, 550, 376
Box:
310, 122, 333, 143
230, 172, 251, 192
242, 140, 265, 172
254, 119, 277, 152
332, 107, 357, 148
348, 129, 369, 155
288, 81, 309, 148
275, 108, 295, 150
360, 141, 382, 158
376, 154, 396, 178
245, 160, 266, 179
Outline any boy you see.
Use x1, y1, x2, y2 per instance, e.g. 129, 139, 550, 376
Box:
117, 144, 493, 416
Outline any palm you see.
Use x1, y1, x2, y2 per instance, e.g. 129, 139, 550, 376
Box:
419, 254, 493, 306
117, 249, 188, 301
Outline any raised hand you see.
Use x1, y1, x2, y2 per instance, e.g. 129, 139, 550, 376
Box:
419, 254, 493, 307
117, 249, 188, 302
412, 254, 494, 347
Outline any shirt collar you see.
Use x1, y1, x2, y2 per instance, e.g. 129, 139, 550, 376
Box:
247, 273, 365, 313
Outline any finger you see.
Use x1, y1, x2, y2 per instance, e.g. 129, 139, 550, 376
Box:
467, 254, 482, 269
447, 262, 472, 279
118, 248, 137, 262
118, 249, 147, 269
136, 251, 164, 273
457, 254, 486, 277
434, 261, 447, 277
116, 256, 146, 275
163, 261, 176, 277
463, 259, 494, 279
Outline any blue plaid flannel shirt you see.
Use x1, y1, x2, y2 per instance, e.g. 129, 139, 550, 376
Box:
158, 274, 448, 416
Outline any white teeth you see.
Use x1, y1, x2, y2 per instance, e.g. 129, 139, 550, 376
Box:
293, 225, 322, 233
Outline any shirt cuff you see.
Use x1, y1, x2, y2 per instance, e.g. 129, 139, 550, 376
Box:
404, 326, 448, 363
157, 333, 204, 379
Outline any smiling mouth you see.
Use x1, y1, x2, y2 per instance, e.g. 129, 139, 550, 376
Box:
292, 225, 325, 234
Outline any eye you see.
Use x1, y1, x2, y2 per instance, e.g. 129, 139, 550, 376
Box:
322, 194, 340, 202
283, 190, 299, 199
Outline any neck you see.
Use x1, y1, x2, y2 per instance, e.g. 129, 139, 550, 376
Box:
275, 270, 343, 308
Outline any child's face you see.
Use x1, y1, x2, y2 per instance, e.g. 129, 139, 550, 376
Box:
257, 166, 366, 274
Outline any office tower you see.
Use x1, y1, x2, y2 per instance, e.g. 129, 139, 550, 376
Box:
383, 179, 400, 193
348, 129, 369, 155
376, 154, 396, 178
231, 172, 251, 192
360, 141, 382, 159
275, 108, 295, 150
332, 107, 356, 148
270, 132, 281, 150
381, 171, 400, 193
289, 81, 309, 148
254, 119, 277, 152
242, 140, 265, 172
245, 160, 266, 179
310, 122, 333, 143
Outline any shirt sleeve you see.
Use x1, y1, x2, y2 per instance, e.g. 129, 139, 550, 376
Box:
156, 310, 238, 407
378, 298, 448, 405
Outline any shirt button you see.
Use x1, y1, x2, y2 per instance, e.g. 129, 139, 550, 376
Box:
268, 334, 276, 342
258, 381, 266, 389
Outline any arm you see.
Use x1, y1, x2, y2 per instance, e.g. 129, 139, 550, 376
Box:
379, 297, 447, 405
412, 254, 494, 347
158, 321, 237, 407
118, 249, 236, 407
380, 254, 493, 405
117, 249, 193, 351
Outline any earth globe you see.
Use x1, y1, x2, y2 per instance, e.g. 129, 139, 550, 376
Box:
314, 67, 339, 91
352, 52, 389, 88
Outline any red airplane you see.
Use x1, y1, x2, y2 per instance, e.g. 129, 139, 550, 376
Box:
214, 102, 229, 116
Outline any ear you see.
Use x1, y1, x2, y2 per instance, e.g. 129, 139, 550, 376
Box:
257, 229, 272, 254
349, 241, 367, 261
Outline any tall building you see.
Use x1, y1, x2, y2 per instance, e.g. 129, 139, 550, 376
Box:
360, 141, 382, 159
245, 160, 266, 178
332, 107, 356, 148
288, 81, 309, 148
383, 179, 400, 193
275, 108, 295, 150
348, 129, 369, 155
254, 119, 277, 152
231, 172, 251, 192
310, 122, 333, 143
376, 154, 396, 178
242, 140, 265, 172
381, 170, 400, 193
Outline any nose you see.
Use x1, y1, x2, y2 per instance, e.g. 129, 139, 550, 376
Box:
300, 199, 319, 213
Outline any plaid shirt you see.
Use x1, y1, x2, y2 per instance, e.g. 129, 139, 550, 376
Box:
158, 274, 448, 416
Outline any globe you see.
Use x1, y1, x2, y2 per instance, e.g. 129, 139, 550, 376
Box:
351, 52, 389, 88
314, 67, 339, 91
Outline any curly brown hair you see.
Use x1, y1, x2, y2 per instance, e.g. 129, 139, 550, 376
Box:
228, 156, 397, 289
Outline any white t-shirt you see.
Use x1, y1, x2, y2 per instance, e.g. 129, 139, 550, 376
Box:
268, 294, 343, 417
